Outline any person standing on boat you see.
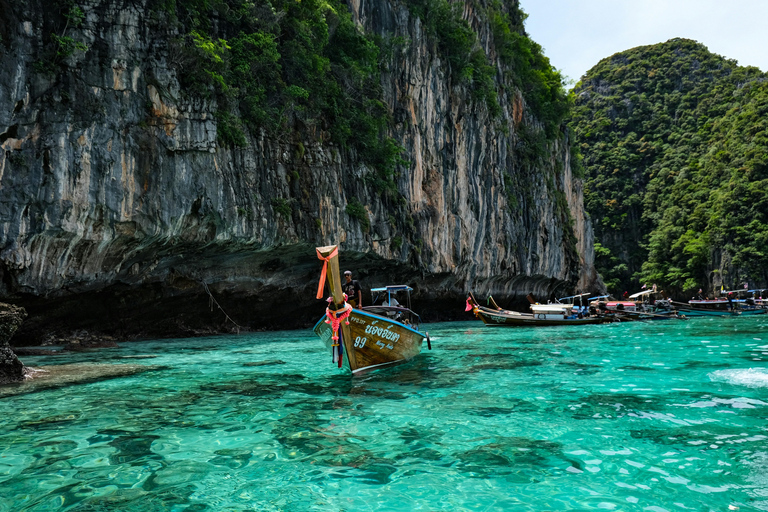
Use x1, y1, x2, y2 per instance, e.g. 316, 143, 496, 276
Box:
342, 270, 363, 308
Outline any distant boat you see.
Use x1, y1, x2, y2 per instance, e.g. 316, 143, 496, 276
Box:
672, 291, 767, 317
591, 290, 682, 321
466, 293, 611, 326
749, 289, 768, 311
671, 298, 735, 317
312, 245, 430, 374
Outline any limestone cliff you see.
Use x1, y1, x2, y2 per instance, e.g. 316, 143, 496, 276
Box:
0, 0, 602, 343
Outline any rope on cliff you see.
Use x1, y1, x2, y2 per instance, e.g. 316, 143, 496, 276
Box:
201, 281, 242, 333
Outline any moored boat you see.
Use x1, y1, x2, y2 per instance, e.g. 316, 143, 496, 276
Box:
671, 298, 737, 317
672, 294, 767, 317
466, 293, 611, 326
591, 290, 682, 321
725, 289, 768, 315
669, 288, 768, 317
313, 245, 429, 374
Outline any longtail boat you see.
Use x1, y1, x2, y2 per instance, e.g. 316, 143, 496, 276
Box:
590, 290, 683, 321
666, 287, 767, 317
313, 245, 430, 374
466, 293, 612, 327
671, 296, 767, 317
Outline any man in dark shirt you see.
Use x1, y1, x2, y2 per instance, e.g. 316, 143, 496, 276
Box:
342, 270, 363, 308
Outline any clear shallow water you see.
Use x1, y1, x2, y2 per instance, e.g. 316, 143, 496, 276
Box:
2, 317, 768, 511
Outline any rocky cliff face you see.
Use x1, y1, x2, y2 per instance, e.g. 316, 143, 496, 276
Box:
0, 0, 602, 343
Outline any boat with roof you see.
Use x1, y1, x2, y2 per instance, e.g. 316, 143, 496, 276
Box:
590, 289, 682, 321
466, 292, 612, 326
671, 288, 767, 317
312, 245, 430, 374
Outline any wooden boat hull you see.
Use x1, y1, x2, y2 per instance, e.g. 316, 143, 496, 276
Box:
676, 308, 738, 317
472, 305, 611, 326
676, 307, 766, 317
313, 309, 425, 374
606, 310, 681, 321
738, 308, 768, 316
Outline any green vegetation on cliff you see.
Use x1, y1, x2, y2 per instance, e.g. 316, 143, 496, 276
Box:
405, 0, 568, 136
570, 38, 768, 294
141, 0, 404, 194
148, 0, 569, 178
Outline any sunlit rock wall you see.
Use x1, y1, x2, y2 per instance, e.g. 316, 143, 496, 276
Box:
0, 0, 602, 342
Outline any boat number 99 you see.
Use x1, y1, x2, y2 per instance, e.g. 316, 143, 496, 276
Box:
354, 336, 367, 348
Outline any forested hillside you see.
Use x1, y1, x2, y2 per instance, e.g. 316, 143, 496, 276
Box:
570, 38, 768, 295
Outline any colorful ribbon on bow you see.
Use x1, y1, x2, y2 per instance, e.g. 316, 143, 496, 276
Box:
316, 247, 339, 299
325, 302, 352, 368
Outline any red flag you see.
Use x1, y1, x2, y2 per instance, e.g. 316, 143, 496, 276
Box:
465, 299, 473, 312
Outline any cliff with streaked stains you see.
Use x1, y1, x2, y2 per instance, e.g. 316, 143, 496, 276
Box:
0, 0, 603, 343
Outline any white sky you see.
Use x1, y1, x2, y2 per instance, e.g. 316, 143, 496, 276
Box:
522, 0, 768, 86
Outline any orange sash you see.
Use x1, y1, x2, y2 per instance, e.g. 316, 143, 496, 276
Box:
316, 246, 339, 299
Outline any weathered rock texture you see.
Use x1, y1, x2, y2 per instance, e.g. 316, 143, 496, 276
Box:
0, 0, 603, 343
0, 303, 27, 383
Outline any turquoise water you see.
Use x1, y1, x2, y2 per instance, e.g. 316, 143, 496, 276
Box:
2, 317, 768, 511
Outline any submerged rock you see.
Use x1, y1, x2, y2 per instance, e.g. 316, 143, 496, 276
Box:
0, 363, 163, 397
63, 340, 120, 352
0, 303, 27, 384
12, 348, 62, 356
243, 360, 287, 367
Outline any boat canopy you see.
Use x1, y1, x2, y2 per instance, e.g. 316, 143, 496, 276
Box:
371, 285, 414, 308
605, 301, 637, 311
589, 295, 610, 301
628, 290, 655, 299
558, 293, 591, 301
370, 285, 413, 293
531, 303, 573, 313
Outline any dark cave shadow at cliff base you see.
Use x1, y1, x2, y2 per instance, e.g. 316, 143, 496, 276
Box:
5, 243, 584, 345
